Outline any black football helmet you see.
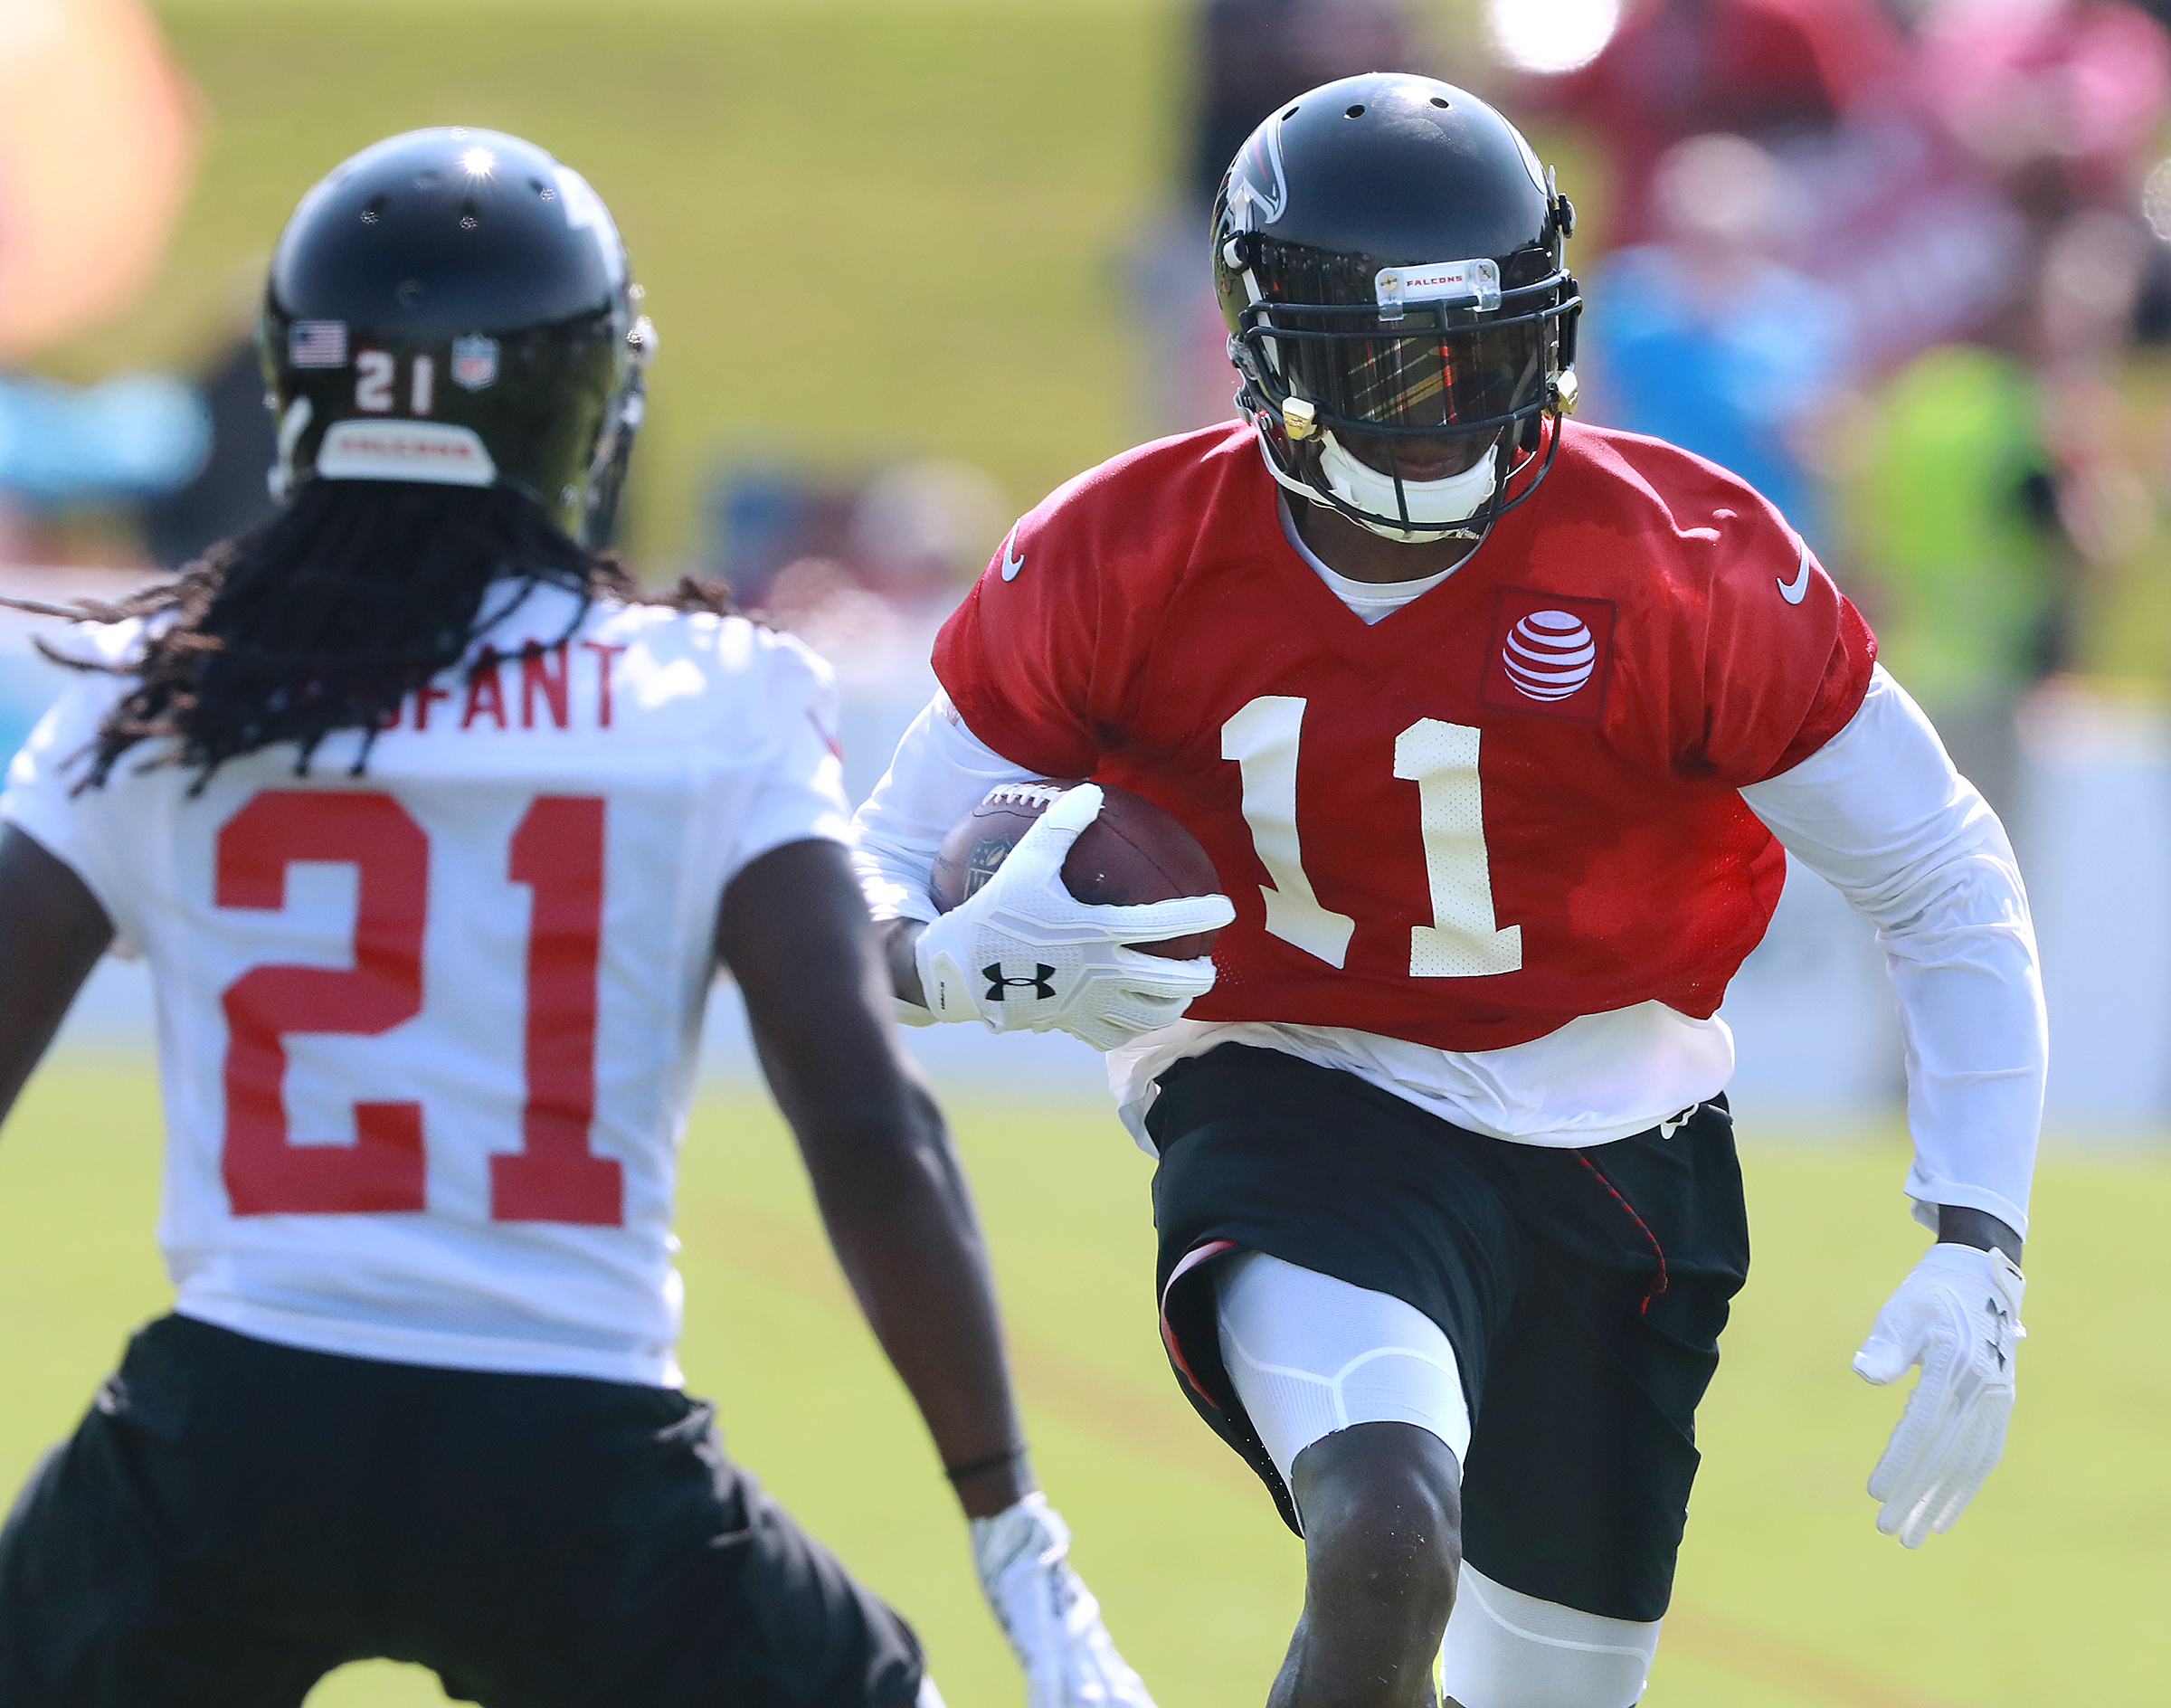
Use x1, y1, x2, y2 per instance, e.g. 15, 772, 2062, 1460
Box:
1213, 73, 1579, 541
260, 128, 653, 546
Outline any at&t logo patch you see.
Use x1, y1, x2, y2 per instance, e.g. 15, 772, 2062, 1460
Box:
1503, 609, 1595, 699
1479, 587, 1616, 723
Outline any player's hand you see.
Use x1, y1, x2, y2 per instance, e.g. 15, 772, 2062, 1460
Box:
914, 783, 1233, 1051
972, 1494, 1157, 1708
1853, 1241, 2025, 1547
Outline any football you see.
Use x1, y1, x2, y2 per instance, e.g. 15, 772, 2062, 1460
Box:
929, 780, 1222, 959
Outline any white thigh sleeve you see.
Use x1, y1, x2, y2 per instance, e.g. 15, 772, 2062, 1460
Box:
1438, 1565, 1661, 1708
1212, 1250, 1470, 1521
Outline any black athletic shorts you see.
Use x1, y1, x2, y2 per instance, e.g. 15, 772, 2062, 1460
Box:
0, 1314, 923, 1708
1146, 1044, 1749, 1624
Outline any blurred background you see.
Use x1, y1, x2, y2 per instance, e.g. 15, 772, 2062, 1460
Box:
0, 2, 2166, 1705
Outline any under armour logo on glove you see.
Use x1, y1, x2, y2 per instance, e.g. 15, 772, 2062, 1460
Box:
984, 963, 1057, 1001
1984, 1295, 2014, 1371
912, 784, 1232, 1050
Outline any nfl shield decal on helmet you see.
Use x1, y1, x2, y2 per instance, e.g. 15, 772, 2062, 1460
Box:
1480, 588, 1616, 723
450, 334, 499, 392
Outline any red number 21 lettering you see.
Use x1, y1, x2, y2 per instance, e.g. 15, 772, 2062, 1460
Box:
498, 796, 616, 1222
215, 790, 621, 1224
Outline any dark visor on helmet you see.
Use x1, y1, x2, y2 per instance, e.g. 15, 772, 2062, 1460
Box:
1237, 279, 1574, 439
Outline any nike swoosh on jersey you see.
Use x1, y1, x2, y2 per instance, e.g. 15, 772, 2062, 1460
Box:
1000, 528, 1025, 582
1776, 546, 1811, 605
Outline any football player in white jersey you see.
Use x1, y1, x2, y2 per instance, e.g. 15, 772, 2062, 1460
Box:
0, 129, 1153, 1708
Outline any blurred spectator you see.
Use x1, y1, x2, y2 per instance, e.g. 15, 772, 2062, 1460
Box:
1847, 342, 2065, 816
1523, 0, 1910, 250
1133, 0, 1420, 434
1837, 205, 2157, 820
1581, 132, 1853, 547
1765, 95, 2032, 372
1531, 0, 2036, 372
0, 370, 209, 562
706, 455, 1007, 802
848, 458, 1010, 605
1525, 0, 2168, 821
141, 334, 279, 570
708, 467, 858, 612
0, 373, 205, 500
0, 0, 199, 361
706, 457, 1003, 675
1921, 0, 2171, 224
0, 0, 211, 572
2027, 207, 2166, 686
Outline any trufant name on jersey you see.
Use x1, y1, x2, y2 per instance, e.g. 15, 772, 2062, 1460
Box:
387, 639, 626, 734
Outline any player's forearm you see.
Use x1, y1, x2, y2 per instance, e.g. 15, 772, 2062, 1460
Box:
0, 826, 113, 1127
785, 1079, 1032, 1518
852, 692, 1040, 1011
879, 916, 928, 1007
1885, 916, 2042, 1237
720, 839, 1031, 1517
1872, 800, 2040, 1235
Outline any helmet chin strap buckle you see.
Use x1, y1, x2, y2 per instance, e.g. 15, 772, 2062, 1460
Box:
1282, 396, 1319, 441
1550, 369, 1579, 415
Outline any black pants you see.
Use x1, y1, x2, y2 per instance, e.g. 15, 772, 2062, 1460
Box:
0, 1315, 923, 1707
1147, 1044, 1749, 1624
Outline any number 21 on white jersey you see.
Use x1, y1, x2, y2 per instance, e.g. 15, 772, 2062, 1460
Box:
216, 786, 621, 1224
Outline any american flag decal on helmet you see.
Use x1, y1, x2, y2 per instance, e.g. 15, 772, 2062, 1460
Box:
288, 321, 349, 368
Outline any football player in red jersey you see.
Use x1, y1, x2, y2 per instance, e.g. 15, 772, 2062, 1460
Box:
855, 75, 2042, 1708
0, 129, 1154, 1708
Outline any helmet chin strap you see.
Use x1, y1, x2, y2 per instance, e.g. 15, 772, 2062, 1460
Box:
267, 397, 313, 504
1316, 430, 1498, 542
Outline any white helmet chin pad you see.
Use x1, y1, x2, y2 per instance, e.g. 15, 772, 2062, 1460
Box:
1315, 430, 1498, 541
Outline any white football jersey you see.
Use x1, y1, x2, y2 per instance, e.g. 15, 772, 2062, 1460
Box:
2, 582, 851, 1386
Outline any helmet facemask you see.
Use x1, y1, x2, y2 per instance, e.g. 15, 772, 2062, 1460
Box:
1229, 257, 1578, 542
1209, 76, 1584, 545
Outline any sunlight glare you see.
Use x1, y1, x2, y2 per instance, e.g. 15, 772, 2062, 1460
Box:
1484, 0, 1622, 76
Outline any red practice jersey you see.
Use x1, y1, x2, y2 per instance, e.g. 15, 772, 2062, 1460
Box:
934, 421, 1876, 1053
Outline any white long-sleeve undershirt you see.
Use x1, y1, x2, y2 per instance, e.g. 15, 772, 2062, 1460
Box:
1737, 669, 2043, 1234
852, 667, 2043, 1236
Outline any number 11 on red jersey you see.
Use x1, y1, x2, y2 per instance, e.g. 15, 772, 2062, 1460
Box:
1222, 697, 1522, 978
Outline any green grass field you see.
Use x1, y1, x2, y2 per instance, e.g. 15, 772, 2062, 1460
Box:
52, 0, 1193, 569
53, 1, 1522, 574
3, 1055, 2164, 1707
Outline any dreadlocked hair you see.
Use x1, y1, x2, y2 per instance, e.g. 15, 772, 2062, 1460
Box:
8, 480, 732, 792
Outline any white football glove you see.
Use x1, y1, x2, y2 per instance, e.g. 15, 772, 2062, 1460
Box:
1853, 1241, 2026, 1548
972, 1493, 1156, 1708
914, 783, 1234, 1052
